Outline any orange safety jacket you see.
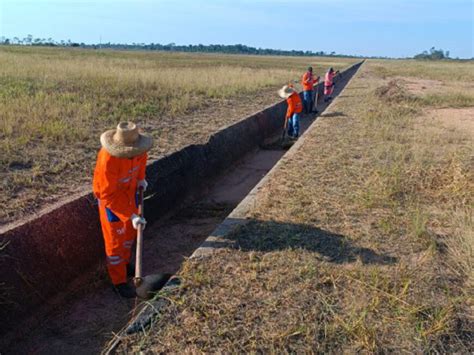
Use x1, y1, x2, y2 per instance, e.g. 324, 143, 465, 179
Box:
302, 71, 318, 91
93, 148, 147, 222
286, 92, 303, 118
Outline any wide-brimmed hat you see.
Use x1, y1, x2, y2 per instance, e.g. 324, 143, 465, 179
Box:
100, 122, 153, 158
278, 85, 296, 99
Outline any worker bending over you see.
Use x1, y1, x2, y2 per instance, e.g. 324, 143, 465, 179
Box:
93, 122, 153, 298
324, 67, 339, 102
301, 66, 319, 114
279, 85, 303, 139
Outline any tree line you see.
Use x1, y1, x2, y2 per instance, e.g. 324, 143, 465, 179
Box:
1, 36, 465, 60
0, 35, 367, 58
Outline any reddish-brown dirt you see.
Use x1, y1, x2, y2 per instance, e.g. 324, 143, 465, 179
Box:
427, 107, 474, 133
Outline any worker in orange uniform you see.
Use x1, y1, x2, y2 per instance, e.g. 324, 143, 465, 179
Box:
324, 67, 339, 102
279, 85, 303, 138
93, 122, 153, 298
301, 66, 319, 114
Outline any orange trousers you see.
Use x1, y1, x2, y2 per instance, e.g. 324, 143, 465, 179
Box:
98, 200, 136, 285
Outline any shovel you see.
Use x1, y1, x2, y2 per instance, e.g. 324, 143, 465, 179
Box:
281, 116, 289, 143
313, 77, 320, 113
134, 187, 171, 299
279, 116, 294, 149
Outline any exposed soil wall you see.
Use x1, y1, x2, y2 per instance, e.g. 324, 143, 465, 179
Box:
0, 62, 362, 336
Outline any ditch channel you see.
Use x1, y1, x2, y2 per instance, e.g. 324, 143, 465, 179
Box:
1, 62, 363, 354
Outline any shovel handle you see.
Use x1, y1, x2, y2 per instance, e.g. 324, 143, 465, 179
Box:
313, 85, 319, 111
282, 117, 288, 139
134, 187, 144, 286
137, 186, 144, 217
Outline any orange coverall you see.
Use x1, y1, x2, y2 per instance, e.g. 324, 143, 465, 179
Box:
302, 71, 317, 91
93, 148, 147, 285
286, 92, 303, 118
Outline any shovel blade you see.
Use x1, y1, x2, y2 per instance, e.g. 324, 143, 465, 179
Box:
135, 273, 172, 299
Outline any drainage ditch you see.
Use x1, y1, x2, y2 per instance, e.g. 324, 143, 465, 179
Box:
1, 62, 362, 354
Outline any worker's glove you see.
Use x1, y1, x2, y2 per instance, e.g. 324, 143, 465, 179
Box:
131, 214, 147, 230
137, 179, 148, 192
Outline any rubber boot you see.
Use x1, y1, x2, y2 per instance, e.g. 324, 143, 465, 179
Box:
114, 283, 136, 299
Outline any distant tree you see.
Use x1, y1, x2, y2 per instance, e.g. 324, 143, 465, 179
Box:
414, 47, 449, 60
24, 34, 33, 45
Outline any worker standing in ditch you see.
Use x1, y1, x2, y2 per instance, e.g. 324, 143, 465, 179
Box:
93, 122, 153, 298
279, 84, 303, 138
301, 66, 319, 114
324, 67, 339, 102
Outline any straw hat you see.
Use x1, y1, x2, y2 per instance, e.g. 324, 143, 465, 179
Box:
100, 122, 153, 158
278, 85, 296, 99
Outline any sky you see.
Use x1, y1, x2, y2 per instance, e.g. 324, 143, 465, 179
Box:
0, 0, 473, 58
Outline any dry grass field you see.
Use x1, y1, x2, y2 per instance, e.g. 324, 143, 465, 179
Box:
0, 46, 354, 225
118, 59, 473, 352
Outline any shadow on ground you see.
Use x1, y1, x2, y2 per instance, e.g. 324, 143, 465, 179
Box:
220, 219, 397, 265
